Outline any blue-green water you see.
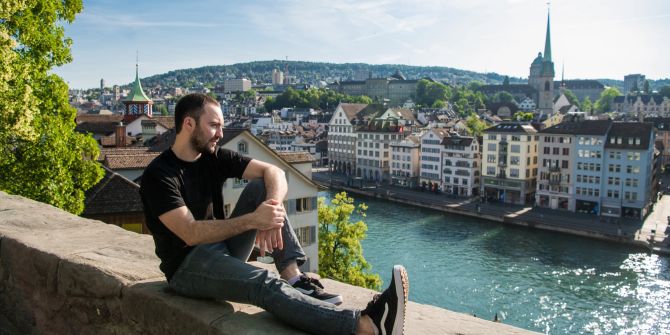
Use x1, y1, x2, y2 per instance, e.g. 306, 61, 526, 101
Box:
320, 191, 670, 335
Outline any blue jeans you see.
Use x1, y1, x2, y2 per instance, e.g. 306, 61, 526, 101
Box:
169, 180, 360, 335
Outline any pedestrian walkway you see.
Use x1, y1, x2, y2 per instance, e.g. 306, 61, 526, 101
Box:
313, 171, 670, 255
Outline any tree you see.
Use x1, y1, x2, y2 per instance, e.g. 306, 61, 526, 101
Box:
318, 192, 381, 290
465, 114, 487, 137
0, 0, 103, 214
643, 80, 651, 94
582, 96, 593, 114
595, 87, 622, 114
492, 91, 514, 103
415, 79, 451, 108
513, 112, 534, 121
156, 104, 169, 116
660, 86, 670, 99
563, 89, 581, 108
502, 76, 510, 89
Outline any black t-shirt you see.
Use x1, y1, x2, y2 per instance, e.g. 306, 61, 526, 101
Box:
139, 146, 251, 281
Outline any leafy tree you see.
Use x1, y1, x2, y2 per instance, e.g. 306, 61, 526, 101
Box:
513, 112, 534, 121
156, 104, 169, 116
465, 114, 487, 137
643, 80, 650, 94
431, 100, 447, 108
502, 76, 510, 88
563, 89, 581, 108
318, 192, 381, 290
595, 87, 622, 114
1, 0, 103, 214
582, 96, 593, 114
415, 79, 451, 108
492, 91, 514, 103
660, 86, 670, 98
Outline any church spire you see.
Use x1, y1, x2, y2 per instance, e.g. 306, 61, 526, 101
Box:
543, 7, 552, 62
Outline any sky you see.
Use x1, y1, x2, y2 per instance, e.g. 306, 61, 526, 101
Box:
53, 0, 670, 89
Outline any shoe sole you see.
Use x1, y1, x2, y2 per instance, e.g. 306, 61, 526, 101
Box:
392, 265, 409, 335
323, 295, 343, 306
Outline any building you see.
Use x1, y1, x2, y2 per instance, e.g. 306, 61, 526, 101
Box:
624, 74, 646, 94
122, 62, 153, 117
536, 120, 611, 211
224, 78, 252, 93
554, 80, 604, 102
330, 70, 420, 105
82, 165, 148, 234
612, 95, 670, 116
419, 128, 450, 191
354, 110, 414, 182
644, 117, 670, 168
272, 69, 284, 85
481, 123, 538, 204
601, 122, 656, 220
441, 134, 481, 196
327, 103, 383, 174
390, 135, 421, 188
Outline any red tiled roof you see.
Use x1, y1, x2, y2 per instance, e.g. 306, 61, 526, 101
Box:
104, 153, 160, 170
276, 152, 315, 163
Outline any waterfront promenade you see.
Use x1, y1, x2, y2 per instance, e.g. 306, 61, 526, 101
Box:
313, 171, 670, 255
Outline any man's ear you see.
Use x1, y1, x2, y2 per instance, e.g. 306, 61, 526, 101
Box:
184, 116, 195, 131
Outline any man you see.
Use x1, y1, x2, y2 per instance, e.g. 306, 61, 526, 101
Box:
140, 93, 409, 335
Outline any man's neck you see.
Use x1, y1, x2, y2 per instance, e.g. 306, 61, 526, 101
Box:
171, 136, 201, 162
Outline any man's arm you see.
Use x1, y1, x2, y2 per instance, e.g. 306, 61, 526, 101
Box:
159, 202, 285, 246
241, 159, 288, 255
242, 159, 288, 202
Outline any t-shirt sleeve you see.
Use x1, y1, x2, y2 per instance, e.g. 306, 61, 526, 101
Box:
140, 167, 185, 218
216, 147, 252, 179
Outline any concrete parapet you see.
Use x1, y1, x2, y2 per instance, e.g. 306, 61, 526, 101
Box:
0, 191, 536, 334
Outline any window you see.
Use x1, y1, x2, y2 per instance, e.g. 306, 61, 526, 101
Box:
553, 147, 559, 155
237, 141, 248, 154
562, 160, 568, 169
488, 143, 497, 151
295, 197, 316, 213
487, 154, 496, 163
487, 166, 496, 175
510, 156, 520, 165
511, 145, 520, 153
295, 226, 316, 246
233, 178, 248, 188
510, 168, 519, 178
562, 148, 569, 156
544, 147, 550, 154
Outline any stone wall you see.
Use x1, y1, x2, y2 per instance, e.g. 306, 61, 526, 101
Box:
0, 191, 536, 334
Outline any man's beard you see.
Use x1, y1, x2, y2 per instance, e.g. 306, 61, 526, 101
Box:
190, 128, 217, 154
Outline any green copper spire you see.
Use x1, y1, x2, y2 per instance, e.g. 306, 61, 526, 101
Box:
123, 59, 151, 103
543, 11, 552, 62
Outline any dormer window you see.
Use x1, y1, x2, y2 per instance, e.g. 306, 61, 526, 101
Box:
238, 141, 248, 154
635, 138, 640, 145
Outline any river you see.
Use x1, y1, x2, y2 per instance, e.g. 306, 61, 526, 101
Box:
320, 191, 670, 334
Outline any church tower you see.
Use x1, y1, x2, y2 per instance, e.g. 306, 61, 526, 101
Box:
529, 10, 555, 115
122, 58, 153, 117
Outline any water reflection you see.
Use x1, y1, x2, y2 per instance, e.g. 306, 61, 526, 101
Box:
320, 192, 670, 334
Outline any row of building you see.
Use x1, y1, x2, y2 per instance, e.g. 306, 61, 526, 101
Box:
328, 102, 661, 221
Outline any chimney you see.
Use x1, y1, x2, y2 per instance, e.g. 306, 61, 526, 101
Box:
115, 122, 126, 147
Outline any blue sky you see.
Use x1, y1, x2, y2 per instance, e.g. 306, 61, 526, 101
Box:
54, 0, 670, 89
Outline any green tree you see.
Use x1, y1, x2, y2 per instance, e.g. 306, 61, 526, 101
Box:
582, 96, 593, 114
493, 91, 514, 103
595, 87, 622, 114
563, 89, 581, 108
643, 80, 650, 94
156, 104, 169, 116
415, 79, 451, 107
318, 192, 381, 290
465, 114, 487, 137
513, 112, 534, 121
660, 86, 670, 98
431, 100, 447, 108
0, 0, 103, 214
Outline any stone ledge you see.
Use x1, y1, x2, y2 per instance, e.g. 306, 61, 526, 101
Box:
0, 191, 537, 334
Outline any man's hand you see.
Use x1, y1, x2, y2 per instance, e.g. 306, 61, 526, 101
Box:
252, 199, 285, 230
256, 228, 284, 257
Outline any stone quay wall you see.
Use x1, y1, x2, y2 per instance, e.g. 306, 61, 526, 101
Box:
0, 191, 536, 335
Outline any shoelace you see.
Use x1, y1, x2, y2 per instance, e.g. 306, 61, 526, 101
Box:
362, 294, 382, 314
301, 275, 325, 289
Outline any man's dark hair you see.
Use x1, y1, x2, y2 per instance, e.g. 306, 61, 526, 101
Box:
174, 93, 220, 133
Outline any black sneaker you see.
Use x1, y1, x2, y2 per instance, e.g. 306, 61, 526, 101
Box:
292, 274, 343, 305
362, 265, 409, 335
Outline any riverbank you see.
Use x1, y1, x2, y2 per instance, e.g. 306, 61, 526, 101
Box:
313, 172, 670, 256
